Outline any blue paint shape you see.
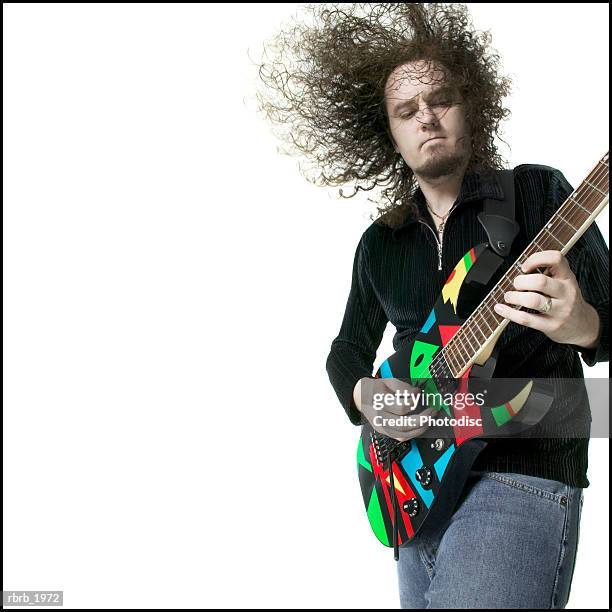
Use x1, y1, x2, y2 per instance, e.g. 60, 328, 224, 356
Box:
379, 360, 393, 378
400, 445, 434, 508
421, 309, 436, 333
434, 444, 455, 482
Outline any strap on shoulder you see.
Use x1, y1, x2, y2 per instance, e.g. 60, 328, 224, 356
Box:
477, 168, 519, 257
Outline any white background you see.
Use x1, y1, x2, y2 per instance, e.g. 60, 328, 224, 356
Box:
3, 3, 609, 609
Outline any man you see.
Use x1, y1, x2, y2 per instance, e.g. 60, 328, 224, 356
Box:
326, 57, 609, 609
255, 3, 609, 607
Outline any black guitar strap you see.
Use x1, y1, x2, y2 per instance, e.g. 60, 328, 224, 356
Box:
477, 169, 520, 257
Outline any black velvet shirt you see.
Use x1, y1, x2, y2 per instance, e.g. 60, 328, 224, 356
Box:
326, 164, 609, 488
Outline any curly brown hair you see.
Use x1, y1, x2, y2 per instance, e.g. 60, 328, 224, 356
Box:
252, 3, 513, 228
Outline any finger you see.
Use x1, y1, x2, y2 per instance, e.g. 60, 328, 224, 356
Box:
385, 423, 432, 442
381, 377, 418, 393
512, 273, 564, 298
520, 250, 572, 279
363, 392, 413, 417
503, 290, 555, 311
379, 380, 421, 416
411, 406, 438, 419
383, 394, 434, 417
383, 407, 438, 431
384, 401, 418, 417
493, 303, 552, 332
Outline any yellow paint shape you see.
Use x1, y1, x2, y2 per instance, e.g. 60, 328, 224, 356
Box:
442, 261, 470, 314
508, 380, 533, 414
386, 472, 406, 495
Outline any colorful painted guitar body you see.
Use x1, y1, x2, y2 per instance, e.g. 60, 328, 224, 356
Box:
356, 243, 553, 555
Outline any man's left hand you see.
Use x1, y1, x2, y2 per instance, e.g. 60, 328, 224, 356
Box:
493, 250, 600, 349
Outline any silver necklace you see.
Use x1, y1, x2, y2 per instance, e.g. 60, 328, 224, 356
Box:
426, 202, 451, 234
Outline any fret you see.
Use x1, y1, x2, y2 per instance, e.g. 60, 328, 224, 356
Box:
599, 159, 609, 168
456, 351, 466, 374
448, 350, 461, 378
429, 356, 442, 381
585, 180, 607, 197
452, 332, 469, 366
483, 301, 501, 327
442, 351, 457, 378
557, 213, 579, 232
478, 309, 495, 334
436, 347, 448, 376
429, 358, 443, 380
467, 328, 482, 353
495, 280, 512, 298
568, 193, 590, 213
489, 290, 503, 311
453, 332, 466, 354
486, 287, 510, 323
542, 226, 564, 248
442, 345, 459, 376
465, 314, 484, 339
441, 353, 456, 379
462, 329, 479, 354
469, 318, 488, 345
442, 342, 457, 374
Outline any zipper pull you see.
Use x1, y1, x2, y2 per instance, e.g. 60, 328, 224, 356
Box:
437, 242, 442, 271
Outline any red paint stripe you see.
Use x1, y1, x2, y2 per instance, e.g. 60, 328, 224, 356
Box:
444, 269, 456, 285
452, 367, 484, 445
391, 464, 416, 540
374, 458, 418, 544
439, 324, 461, 347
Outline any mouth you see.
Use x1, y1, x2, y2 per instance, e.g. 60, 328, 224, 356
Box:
422, 137, 445, 147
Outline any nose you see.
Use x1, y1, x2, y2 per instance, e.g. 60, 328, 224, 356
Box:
415, 105, 440, 125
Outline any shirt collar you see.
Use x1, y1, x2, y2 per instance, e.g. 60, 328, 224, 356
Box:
390, 168, 506, 239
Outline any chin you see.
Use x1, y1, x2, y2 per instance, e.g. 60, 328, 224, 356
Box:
417, 152, 468, 180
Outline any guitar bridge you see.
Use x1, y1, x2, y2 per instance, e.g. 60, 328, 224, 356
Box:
370, 432, 411, 465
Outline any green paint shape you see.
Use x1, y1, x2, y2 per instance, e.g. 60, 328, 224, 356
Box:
367, 488, 389, 546
357, 437, 372, 473
463, 250, 475, 271
410, 340, 439, 383
491, 404, 511, 426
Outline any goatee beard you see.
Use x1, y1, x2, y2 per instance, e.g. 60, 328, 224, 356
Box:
416, 139, 470, 180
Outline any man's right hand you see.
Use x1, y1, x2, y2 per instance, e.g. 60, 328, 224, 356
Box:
353, 376, 436, 441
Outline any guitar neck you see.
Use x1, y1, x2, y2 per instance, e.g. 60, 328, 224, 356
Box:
440, 152, 610, 378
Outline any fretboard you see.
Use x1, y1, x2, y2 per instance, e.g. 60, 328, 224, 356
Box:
437, 152, 609, 378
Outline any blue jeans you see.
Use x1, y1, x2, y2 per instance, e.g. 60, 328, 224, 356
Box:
397, 470, 584, 609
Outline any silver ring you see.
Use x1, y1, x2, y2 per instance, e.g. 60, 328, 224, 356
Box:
540, 296, 553, 314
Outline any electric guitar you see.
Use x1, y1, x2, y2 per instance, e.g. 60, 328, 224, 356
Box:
356, 152, 609, 559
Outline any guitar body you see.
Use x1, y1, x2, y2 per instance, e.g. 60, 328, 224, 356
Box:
356, 243, 553, 549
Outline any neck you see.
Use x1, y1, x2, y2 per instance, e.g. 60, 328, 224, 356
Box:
415, 163, 468, 217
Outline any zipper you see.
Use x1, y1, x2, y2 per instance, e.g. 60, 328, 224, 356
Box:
418, 201, 460, 271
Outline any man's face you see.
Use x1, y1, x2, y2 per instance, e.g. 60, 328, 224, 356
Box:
384, 60, 472, 180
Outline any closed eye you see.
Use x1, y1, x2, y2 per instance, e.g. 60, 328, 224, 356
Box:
398, 100, 454, 120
